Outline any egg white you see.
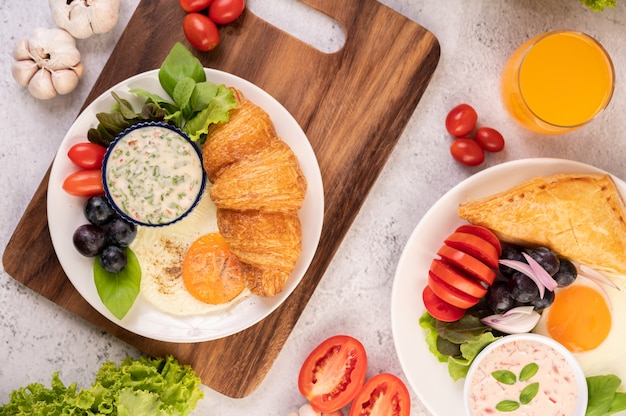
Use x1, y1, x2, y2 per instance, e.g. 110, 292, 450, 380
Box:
130, 189, 251, 316
534, 273, 626, 384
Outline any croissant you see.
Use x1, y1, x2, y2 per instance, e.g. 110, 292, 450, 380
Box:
205, 89, 307, 297
458, 173, 626, 276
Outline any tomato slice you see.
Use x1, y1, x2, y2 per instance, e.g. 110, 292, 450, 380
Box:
455, 224, 502, 256
437, 245, 496, 286
62, 169, 104, 197
348, 373, 411, 416
428, 272, 480, 309
429, 258, 488, 298
422, 285, 466, 322
444, 232, 499, 269
298, 335, 368, 413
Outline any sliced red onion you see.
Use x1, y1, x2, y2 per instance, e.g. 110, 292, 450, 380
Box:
521, 252, 559, 292
498, 259, 546, 298
481, 306, 541, 334
578, 264, 620, 291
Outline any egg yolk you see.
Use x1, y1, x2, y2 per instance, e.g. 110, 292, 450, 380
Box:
546, 285, 611, 352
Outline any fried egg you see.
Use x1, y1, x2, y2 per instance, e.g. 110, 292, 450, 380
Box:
129, 189, 251, 316
534, 273, 626, 383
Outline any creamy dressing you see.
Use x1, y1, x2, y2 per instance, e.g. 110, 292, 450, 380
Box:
468, 339, 579, 415
105, 125, 204, 225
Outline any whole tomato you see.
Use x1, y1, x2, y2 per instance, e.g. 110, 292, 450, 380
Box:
450, 137, 484, 166
475, 127, 505, 152
183, 13, 220, 51
209, 0, 245, 24
179, 0, 214, 12
445, 103, 478, 137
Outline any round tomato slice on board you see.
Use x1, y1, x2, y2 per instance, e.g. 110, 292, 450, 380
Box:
455, 224, 502, 256
444, 232, 500, 269
298, 335, 368, 413
437, 245, 496, 286
422, 285, 466, 322
348, 373, 411, 416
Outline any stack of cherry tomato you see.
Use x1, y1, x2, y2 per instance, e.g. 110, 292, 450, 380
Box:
298, 335, 411, 416
179, 0, 246, 51
445, 103, 505, 166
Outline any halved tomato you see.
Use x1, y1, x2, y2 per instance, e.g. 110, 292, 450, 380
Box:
422, 285, 466, 322
436, 245, 496, 286
429, 258, 488, 298
455, 224, 502, 256
348, 373, 411, 416
298, 335, 368, 413
444, 232, 499, 269
428, 272, 481, 309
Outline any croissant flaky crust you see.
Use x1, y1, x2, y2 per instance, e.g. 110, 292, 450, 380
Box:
458, 173, 626, 276
204, 89, 307, 297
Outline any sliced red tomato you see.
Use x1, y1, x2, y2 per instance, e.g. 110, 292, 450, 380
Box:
437, 245, 496, 286
428, 272, 480, 309
429, 258, 488, 298
67, 142, 107, 169
298, 335, 368, 413
422, 285, 466, 322
62, 169, 104, 197
444, 232, 499, 269
455, 224, 502, 256
348, 373, 411, 416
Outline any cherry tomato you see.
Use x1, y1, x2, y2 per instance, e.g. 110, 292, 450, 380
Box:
183, 13, 220, 51
179, 0, 214, 12
422, 285, 466, 322
475, 127, 505, 152
349, 373, 411, 416
437, 245, 496, 286
67, 142, 107, 169
298, 335, 367, 413
62, 169, 104, 197
444, 232, 500, 269
445, 103, 478, 137
429, 258, 487, 299
209, 0, 245, 24
450, 138, 484, 167
455, 224, 502, 256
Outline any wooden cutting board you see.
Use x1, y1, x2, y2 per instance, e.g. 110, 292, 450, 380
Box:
3, 0, 439, 398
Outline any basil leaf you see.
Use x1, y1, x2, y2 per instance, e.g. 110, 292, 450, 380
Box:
173, 77, 196, 117
94, 248, 141, 320
492, 370, 517, 385
519, 382, 539, 404
189, 81, 219, 113
519, 363, 539, 381
495, 400, 519, 412
587, 375, 626, 416
158, 42, 205, 99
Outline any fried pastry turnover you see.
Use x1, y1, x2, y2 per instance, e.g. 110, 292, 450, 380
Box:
458, 173, 626, 276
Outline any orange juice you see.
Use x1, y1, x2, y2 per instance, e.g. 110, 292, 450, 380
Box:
501, 31, 614, 134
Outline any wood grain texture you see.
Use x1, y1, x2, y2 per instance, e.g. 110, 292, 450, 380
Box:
3, 0, 439, 398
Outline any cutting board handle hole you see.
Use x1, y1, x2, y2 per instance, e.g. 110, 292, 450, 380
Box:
247, 0, 345, 53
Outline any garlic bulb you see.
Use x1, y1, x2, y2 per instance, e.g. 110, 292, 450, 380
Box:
49, 0, 121, 39
11, 28, 83, 100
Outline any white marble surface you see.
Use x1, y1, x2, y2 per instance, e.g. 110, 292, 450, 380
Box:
2, 0, 626, 415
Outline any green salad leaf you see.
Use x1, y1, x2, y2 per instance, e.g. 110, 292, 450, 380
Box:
580, 0, 617, 11
0, 355, 204, 416
94, 247, 141, 320
586, 375, 626, 416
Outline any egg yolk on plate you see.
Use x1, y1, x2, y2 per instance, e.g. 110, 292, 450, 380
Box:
546, 284, 611, 352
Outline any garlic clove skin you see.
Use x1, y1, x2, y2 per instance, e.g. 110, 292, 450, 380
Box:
71, 61, 85, 79
12, 39, 32, 61
28, 69, 57, 100
49, 0, 121, 39
12, 60, 39, 87
28, 28, 81, 70
51, 69, 80, 95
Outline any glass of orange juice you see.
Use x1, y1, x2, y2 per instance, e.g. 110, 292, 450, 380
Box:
501, 30, 614, 135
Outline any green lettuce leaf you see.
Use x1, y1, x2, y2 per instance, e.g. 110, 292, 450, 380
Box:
158, 43, 206, 99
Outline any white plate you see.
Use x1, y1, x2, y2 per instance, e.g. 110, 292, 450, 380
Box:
48, 69, 324, 343
390, 158, 625, 415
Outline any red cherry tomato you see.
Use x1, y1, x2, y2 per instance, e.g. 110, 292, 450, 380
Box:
67, 142, 107, 169
450, 138, 484, 166
209, 0, 245, 24
183, 13, 220, 51
445, 103, 478, 137
179, 0, 214, 12
298, 335, 367, 413
475, 127, 505, 152
349, 373, 411, 416
422, 285, 466, 322
62, 169, 104, 197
